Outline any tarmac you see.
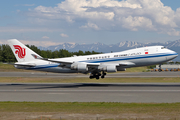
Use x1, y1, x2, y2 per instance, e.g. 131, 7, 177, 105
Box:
0, 72, 180, 103
0, 71, 180, 78
0, 83, 180, 103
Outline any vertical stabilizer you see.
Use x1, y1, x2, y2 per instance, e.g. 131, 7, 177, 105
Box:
8, 39, 42, 62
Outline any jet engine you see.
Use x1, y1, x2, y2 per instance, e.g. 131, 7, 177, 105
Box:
71, 62, 88, 72
117, 67, 126, 71
106, 65, 117, 72
99, 65, 117, 72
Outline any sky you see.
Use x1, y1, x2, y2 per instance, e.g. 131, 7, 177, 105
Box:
0, 0, 180, 46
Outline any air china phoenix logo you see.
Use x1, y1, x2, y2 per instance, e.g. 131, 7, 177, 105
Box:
13, 45, 26, 59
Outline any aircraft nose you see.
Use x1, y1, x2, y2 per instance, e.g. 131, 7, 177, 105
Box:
176, 53, 178, 58
171, 51, 178, 58
173, 51, 178, 57
175, 52, 178, 57
168, 49, 178, 59
169, 49, 178, 56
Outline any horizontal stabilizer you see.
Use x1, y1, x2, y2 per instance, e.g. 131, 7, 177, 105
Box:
8, 63, 36, 67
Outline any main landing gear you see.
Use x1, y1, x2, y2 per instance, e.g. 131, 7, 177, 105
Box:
89, 71, 107, 80
158, 64, 162, 72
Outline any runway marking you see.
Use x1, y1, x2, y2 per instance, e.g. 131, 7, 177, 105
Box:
74, 76, 180, 78
1, 76, 178, 78
0, 90, 180, 92
47, 93, 66, 94
106, 76, 180, 77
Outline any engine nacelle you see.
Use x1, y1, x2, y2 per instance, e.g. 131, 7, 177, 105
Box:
117, 67, 126, 71
98, 65, 117, 72
71, 62, 88, 72
106, 65, 117, 72
99, 65, 117, 72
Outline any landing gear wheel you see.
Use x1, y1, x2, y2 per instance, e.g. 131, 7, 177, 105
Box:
102, 71, 106, 75
89, 76, 94, 79
101, 71, 107, 78
96, 76, 99, 80
89, 71, 107, 79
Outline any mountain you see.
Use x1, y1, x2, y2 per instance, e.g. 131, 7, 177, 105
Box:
39, 40, 180, 61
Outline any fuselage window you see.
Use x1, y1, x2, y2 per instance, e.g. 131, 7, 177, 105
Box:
93, 57, 95, 59
87, 58, 89, 60
90, 58, 92, 60
96, 57, 98, 59
99, 56, 101, 59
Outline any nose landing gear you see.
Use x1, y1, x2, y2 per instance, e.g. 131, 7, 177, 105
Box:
158, 64, 162, 72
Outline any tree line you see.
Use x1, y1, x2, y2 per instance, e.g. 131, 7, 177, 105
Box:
0, 44, 100, 62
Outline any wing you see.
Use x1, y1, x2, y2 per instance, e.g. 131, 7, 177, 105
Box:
31, 54, 73, 64
31, 54, 135, 73
32, 54, 101, 66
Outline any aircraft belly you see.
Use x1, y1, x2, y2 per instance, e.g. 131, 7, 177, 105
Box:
45, 67, 77, 73
116, 56, 168, 67
29, 67, 77, 73
166, 55, 178, 61
132, 56, 167, 66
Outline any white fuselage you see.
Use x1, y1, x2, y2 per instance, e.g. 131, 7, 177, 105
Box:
15, 46, 178, 73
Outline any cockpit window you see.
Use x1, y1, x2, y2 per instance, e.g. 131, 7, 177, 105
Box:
161, 47, 166, 49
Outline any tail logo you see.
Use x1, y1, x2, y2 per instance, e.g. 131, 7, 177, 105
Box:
13, 45, 26, 59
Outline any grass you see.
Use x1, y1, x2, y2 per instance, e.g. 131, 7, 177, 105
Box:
0, 63, 20, 71
0, 63, 35, 72
125, 66, 149, 72
0, 102, 179, 113
0, 77, 180, 83
0, 102, 180, 116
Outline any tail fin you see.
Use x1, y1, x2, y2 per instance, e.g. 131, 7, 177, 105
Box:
8, 39, 42, 62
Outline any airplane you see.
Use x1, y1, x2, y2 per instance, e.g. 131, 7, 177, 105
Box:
8, 39, 178, 79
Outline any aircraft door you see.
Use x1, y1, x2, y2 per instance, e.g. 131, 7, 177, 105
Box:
156, 47, 158, 52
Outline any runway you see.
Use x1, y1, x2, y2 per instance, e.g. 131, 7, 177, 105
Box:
0, 71, 180, 78
0, 72, 180, 102
0, 83, 180, 103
